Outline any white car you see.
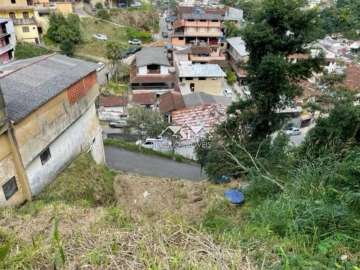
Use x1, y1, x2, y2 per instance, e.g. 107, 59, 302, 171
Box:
130, 2, 142, 7
223, 88, 233, 97
285, 127, 301, 136
93, 33, 108, 41
128, 39, 142, 45
96, 62, 105, 72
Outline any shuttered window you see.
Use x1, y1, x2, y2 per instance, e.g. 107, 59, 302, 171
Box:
2, 177, 18, 200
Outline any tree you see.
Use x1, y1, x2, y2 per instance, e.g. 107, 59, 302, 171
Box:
127, 105, 168, 140
46, 13, 82, 55
96, 9, 110, 20
95, 2, 103, 9
223, 21, 241, 38
197, 0, 323, 179
226, 69, 237, 85
224, 0, 323, 139
106, 41, 123, 82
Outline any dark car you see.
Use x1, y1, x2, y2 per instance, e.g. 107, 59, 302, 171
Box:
165, 15, 177, 23
122, 46, 141, 58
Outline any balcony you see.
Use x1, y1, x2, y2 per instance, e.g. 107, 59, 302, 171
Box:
12, 17, 37, 26
173, 19, 221, 29
0, 44, 14, 55
130, 66, 176, 84
0, 32, 10, 39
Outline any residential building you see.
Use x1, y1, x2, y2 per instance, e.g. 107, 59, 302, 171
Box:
171, 6, 224, 47
0, 18, 15, 64
177, 63, 226, 95
130, 47, 176, 93
171, 103, 227, 140
131, 91, 158, 108
226, 37, 248, 84
159, 91, 185, 121
98, 95, 128, 122
0, 0, 41, 43
344, 64, 360, 92
0, 90, 32, 206
0, 54, 105, 206
182, 91, 232, 108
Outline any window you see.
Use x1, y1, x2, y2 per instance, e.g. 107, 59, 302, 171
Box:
11, 0, 16, 3
23, 12, 29, 19
9, 12, 15, 20
40, 147, 51, 165
2, 177, 18, 200
22, 26, 30, 33
185, 77, 193, 80
199, 77, 206, 80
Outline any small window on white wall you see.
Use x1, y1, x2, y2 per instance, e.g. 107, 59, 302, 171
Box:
40, 147, 51, 165
2, 177, 18, 200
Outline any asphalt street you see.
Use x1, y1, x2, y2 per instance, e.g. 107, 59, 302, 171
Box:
105, 146, 206, 181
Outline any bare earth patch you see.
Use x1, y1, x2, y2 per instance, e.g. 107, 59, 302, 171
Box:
114, 174, 210, 222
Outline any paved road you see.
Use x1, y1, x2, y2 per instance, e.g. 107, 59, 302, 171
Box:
105, 146, 206, 180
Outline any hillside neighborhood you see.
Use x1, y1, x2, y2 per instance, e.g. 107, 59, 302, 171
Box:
0, 0, 360, 268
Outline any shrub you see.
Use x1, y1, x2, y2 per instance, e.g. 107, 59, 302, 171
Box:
96, 9, 110, 20
95, 2, 103, 9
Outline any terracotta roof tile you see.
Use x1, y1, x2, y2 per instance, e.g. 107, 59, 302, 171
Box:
159, 91, 185, 113
132, 92, 157, 105
99, 95, 128, 107
344, 64, 360, 92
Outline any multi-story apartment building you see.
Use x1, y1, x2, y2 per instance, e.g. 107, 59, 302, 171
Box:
130, 47, 176, 93
171, 6, 224, 48
0, 0, 41, 43
0, 18, 15, 63
0, 54, 105, 206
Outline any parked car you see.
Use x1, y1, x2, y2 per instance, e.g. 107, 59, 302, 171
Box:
93, 33, 108, 41
162, 31, 168, 38
96, 62, 105, 72
122, 46, 141, 58
130, 2, 142, 7
285, 127, 301, 136
128, 39, 142, 45
223, 88, 233, 97
109, 120, 128, 128
118, 2, 127, 8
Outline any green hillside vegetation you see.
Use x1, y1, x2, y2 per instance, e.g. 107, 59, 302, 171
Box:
0, 154, 251, 269
15, 42, 52, 60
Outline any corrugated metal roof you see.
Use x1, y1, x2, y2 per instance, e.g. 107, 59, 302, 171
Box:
227, 37, 248, 57
182, 92, 232, 107
224, 7, 244, 21
135, 47, 170, 67
178, 63, 226, 78
0, 54, 97, 122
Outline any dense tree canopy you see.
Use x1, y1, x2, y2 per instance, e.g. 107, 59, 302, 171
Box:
46, 13, 82, 56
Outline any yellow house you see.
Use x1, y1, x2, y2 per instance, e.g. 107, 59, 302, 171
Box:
178, 63, 226, 96
0, 0, 41, 43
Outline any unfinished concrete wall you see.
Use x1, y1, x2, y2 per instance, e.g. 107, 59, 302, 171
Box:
0, 133, 25, 206
12, 72, 104, 196
26, 104, 104, 195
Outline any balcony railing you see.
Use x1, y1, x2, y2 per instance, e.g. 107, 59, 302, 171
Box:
173, 19, 221, 29
12, 17, 37, 26
0, 44, 13, 55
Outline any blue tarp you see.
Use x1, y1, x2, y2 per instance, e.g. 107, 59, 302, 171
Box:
224, 189, 245, 205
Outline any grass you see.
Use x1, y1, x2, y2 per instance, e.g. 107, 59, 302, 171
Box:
15, 42, 52, 60
0, 153, 253, 269
104, 138, 195, 163
105, 81, 128, 95
75, 17, 129, 59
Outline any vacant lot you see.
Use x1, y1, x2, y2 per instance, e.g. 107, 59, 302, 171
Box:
0, 154, 250, 269
75, 17, 129, 59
